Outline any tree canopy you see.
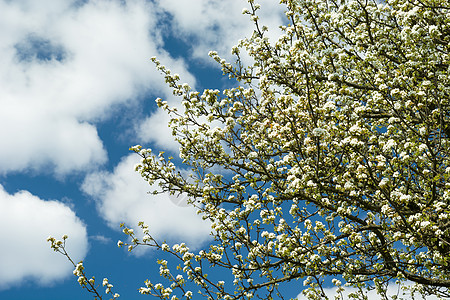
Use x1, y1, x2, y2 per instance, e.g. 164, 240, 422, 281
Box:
49, 0, 450, 299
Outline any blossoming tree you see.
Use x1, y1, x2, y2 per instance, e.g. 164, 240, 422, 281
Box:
49, 0, 450, 299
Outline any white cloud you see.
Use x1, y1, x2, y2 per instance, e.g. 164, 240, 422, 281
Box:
0, 0, 196, 175
90, 234, 113, 244
137, 107, 179, 153
0, 185, 88, 290
81, 154, 211, 250
136, 93, 185, 153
